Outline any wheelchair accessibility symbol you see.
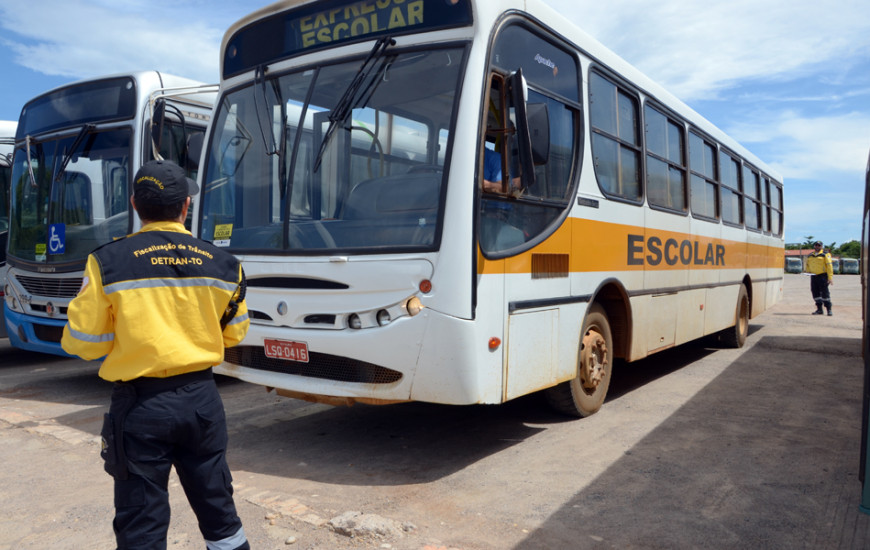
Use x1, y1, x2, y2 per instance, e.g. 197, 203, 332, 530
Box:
48, 223, 66, 255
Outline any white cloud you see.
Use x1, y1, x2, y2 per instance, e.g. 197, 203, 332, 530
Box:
546, 0, 870, 101
0, 0, 223, 83
725, 111, 870, 180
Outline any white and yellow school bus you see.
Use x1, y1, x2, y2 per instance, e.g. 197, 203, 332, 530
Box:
198, 0, 784, 416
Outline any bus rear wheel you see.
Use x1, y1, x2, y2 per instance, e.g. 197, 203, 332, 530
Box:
545, 304, 613, 417
720, 284, 749, 348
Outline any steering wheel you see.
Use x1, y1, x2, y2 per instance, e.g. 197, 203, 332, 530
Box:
351, 125, 385, 178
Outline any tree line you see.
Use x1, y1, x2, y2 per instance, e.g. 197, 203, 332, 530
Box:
784, 236, 861, 258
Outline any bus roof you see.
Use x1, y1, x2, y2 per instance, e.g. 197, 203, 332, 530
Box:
21, 71, 214, 110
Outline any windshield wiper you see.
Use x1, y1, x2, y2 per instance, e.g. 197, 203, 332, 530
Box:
54, 124, 95, 182
253, 66, 282, 157
25, 135, 39, 189
313, 35, 395, 172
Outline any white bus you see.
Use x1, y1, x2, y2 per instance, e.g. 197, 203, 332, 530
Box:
4, 72, 217, 356
1, 120, 17, 339
785, 256, 803, 274
197, 0, 784, 416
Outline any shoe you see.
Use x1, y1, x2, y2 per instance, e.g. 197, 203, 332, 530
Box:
827, 310, 833, 316
812, 310, 823, 315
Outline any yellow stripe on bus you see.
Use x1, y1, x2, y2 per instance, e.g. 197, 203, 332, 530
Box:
478, 218, 783, 275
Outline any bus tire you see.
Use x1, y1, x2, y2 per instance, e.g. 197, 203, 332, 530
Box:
545, 303, 613, 417
720, 284, 749, 348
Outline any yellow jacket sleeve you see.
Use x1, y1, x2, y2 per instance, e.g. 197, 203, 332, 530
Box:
221, 264, 250, 348
61, 255, 115, 360
824, 254, 834, 280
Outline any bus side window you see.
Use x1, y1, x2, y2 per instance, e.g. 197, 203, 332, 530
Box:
589, 70, 642, 202
481, 23, 580, 255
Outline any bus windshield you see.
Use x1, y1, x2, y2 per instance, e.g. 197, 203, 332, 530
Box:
8, 128, 131, 264
200, 45, 466, 253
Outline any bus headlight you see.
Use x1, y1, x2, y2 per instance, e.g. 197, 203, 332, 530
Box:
405, 297, 423, 316
4, 284, 19, 311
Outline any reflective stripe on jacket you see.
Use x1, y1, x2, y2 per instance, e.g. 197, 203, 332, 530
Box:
61, 221, 249, 381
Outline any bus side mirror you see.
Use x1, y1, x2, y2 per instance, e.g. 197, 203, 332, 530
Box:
526, 102, 549, 166
150, 98, 166, 157
508, 69, 534, 188
187, 133, 204, 171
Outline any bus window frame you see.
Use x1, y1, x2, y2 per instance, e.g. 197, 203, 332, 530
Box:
588, 65, 644, 207
477, 17, 583, 259
766, 176, 784, 237
718, 146, 744, 229
643, 99, 689, 217
742, 162, 763, 233
687, 127, 721, 224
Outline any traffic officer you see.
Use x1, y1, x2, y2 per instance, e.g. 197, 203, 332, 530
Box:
61, 160, 250, 550
805, 240, 834, 316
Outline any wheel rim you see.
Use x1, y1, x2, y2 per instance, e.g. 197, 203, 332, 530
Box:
580, 327, 608, 394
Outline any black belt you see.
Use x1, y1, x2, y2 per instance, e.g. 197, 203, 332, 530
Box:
118, 368, 214, 395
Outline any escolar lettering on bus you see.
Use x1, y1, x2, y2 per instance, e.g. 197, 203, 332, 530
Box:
627, 234, 725, 267
299, 0, 425, 48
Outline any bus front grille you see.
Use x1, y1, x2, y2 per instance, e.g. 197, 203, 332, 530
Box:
224, 346, 403, 385
15, 275, 83, 299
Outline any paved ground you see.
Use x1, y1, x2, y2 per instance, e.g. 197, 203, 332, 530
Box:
1, 273, 869, 549
513, 273, 870, 549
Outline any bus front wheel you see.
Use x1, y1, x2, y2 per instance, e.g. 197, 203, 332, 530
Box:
545, 304, 613, 417
720, 284, 749, 348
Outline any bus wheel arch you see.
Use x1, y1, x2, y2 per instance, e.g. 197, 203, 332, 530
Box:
742, 275, 754, 318
594, 282, 631, 360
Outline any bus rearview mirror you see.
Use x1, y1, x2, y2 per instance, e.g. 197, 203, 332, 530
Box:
187, 133, 204, 171
508, 69, 535, 188
526, 103, 549, 165
150, 98, 166, 155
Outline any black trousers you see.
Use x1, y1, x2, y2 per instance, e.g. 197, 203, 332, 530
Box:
810, 273, 832, 310
103, 370, 248, 550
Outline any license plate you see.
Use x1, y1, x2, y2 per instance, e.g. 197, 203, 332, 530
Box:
263, 339, 309, 363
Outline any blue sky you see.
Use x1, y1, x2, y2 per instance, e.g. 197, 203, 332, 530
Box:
1, 0, 868, 247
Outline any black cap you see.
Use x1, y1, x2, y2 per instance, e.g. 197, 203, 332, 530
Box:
814, 240, 823, 246
133, 160, 199, 206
